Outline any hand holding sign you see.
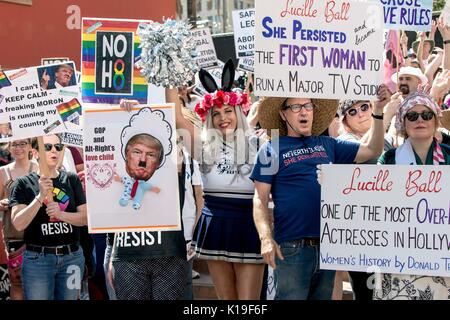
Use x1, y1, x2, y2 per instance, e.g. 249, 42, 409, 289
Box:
46, 202, 63, 221
374, 84, 392, 111
38, 175, 53, 202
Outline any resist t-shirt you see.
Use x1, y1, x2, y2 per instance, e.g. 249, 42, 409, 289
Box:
9, 171, 86, 246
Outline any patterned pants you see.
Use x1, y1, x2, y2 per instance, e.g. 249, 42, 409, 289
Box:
113, 256, 188, 300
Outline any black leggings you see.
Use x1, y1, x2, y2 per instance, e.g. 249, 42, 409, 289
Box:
113, 256, 188, 300
348, 271, 374, 300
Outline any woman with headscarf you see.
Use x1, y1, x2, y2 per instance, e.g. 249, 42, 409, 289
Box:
374, 92, 450, 300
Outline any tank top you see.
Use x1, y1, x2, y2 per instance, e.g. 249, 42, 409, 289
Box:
1, 163, 34, 240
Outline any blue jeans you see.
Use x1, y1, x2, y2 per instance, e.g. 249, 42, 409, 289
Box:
22, 248, 85, 300
103, 244, 116, 300
274, 241, 335, 300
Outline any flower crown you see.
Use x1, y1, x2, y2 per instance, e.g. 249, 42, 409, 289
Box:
194, 90, 251, 122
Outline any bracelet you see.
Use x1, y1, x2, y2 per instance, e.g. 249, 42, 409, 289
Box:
444, 39, 450, 45
35, 197, 43, 206
372, 113, 384, 120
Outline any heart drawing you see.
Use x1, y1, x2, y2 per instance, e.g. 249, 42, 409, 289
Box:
86, 163, 116, 189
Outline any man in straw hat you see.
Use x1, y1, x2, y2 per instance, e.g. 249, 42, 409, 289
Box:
250, 84, 390, 300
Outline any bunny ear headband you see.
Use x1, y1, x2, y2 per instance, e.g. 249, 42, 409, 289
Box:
194, 59, 250, 121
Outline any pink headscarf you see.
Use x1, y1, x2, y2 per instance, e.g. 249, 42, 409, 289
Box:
395, 92, 441, 137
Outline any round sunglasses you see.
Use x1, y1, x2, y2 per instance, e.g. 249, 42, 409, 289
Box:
283, 102, 314, 113
404, 110, 434, 122
346, 103, 370, 117
44, 143, 64, 152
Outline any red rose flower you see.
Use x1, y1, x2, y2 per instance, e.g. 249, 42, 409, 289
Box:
194, 103, 208, 121
228, 92, 238, 105
204, 94, 213, 107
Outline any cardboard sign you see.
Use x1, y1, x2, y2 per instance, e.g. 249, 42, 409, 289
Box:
60, 131, 83, 147
238, 57, 255, 72
0, 62, 82, 142
191, 27, 218, 68
232, 9, 256, 58
254, 0, 384, 100
41, 57, 70, 65
84, 104, 181, 233
81, 18, 150, 105
381, 0, 433, 31
320, 164, 450, 277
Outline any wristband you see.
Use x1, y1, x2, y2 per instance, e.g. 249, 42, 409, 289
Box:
35, 197, 43, 206
372, 113, 384, 120
444, 39, 450, 45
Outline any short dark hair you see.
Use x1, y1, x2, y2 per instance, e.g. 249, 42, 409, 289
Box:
125, 134, 164, 165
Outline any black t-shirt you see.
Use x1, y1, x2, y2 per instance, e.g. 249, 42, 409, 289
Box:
9, 171, 86, 246
112, 169, 187, 261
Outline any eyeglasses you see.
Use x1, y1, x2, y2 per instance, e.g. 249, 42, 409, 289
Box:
10, 142, 28, 149
283, 102, 314, 113
346, 103, 370, 117
44, 143, 64, 152
404, 110, 435, 122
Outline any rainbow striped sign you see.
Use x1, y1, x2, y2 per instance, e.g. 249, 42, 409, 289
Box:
0, 70, 11, 89
56, 98, 82, 123
82, 18, 149, 105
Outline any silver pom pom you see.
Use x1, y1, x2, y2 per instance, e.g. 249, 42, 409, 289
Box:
136, 19, 198, 87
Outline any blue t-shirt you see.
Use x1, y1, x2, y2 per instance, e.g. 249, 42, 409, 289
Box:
250, 136, 359, 243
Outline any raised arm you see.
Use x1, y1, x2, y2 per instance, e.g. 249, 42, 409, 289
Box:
438, 17, 450, 70
354, 85, 390, 163
165, 87, 202, 160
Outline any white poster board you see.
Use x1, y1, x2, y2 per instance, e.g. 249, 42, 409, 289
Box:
320, 164, 450, 277
84, 104, 181, 233
60, 131, 83, 147
191, 27, 218, 69
41, 57, 70, 65
254, 0, 384, 100
0, 62, 82, 142
381, 0, 433, 31
238, 57, 255, 72
232, 8, 256, 58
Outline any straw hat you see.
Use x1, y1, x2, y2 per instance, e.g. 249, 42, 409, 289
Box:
412, 32, 435, 54
257, 97, 339, 137
441, 109, 450, 131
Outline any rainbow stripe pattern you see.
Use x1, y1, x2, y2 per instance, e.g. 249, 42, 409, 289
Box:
82, 18, 148, 105
56, 98, 82, 123
0, 70, 11, 89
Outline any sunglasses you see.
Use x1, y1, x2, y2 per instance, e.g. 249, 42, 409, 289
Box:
404, 110, 435, 122
44, 143, 64, 152
283, 102, 314, 113
346, 103, 370, 117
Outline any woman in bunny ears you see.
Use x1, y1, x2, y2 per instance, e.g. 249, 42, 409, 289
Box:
165, 59, 265, 299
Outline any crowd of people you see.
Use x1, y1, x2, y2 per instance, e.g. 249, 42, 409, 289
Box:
0, 17, 450, 301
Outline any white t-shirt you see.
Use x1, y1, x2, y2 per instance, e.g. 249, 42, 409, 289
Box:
181, 149, 202, 241
201, 142, 255, 200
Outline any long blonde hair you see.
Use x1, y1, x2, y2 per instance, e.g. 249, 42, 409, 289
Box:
200, 105, 256, 174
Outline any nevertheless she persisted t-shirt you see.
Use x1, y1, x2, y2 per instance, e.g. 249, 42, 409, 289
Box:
9, 171, 86, 246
